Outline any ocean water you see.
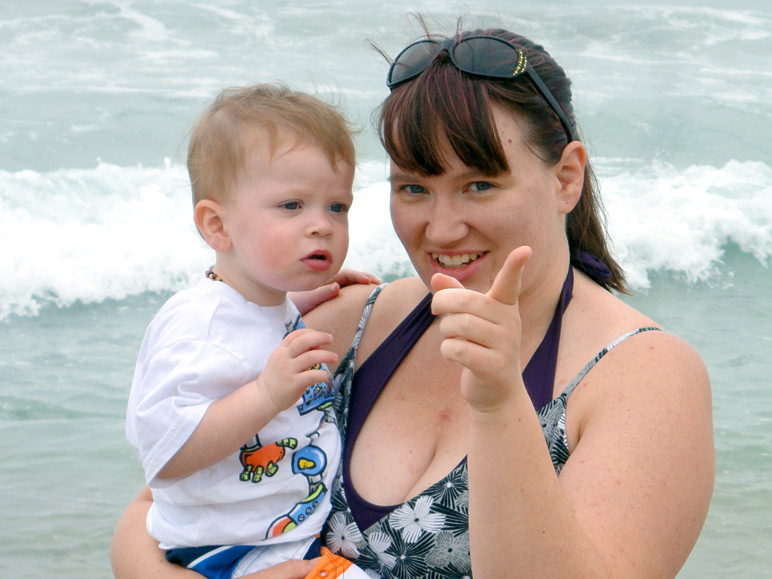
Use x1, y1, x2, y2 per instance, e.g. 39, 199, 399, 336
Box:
1, 1, 770, 577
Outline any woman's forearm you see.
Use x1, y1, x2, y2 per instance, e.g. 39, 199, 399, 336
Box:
111, 487, 195, 578
466, 401, 608, 579
111, 488, 317, 579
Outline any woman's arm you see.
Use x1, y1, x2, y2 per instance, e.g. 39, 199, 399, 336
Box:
432, 249, 714, 578
110, 488, 316, 579
111, 487, 191, 578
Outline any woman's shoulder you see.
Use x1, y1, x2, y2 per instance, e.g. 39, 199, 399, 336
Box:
370, 276, 430, 320
561, 270, 711, 441
566, 271, 659, 350
354, 276, 431, 352
304, 276, 429, 361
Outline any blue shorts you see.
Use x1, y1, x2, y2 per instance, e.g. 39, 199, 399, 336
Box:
166, 537, 321, 579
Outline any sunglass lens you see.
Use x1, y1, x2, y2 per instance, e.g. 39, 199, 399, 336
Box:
388, 40, 442, 87
452, 37, 524, 78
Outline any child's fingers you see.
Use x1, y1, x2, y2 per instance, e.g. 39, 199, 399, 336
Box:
297, 368, 335, 389
291, 348, 338, 372
333, 268, 382, 286
290, 284, 340, 315
281, 328, 334, 356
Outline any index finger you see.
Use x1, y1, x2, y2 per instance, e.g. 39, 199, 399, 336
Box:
486, 246, 531, 305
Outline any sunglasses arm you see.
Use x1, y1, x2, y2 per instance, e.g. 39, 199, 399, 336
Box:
524, 69, 578, 143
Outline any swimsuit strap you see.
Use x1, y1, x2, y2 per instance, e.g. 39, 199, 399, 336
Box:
348, 291, 434, 421
342, 291, 436, 531
522, 266, 574, 410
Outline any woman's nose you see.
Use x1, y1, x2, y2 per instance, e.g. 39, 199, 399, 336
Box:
425, 198, 468, 244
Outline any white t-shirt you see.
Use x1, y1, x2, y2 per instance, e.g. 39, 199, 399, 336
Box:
126, 278, 341, 549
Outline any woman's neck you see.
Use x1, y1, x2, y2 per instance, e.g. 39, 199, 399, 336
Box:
518, 248, 572, 364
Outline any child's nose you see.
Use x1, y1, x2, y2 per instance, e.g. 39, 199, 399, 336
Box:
306, 212, 333, 237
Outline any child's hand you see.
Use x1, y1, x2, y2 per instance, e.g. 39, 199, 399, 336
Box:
331, 268, 382, 287
256, 328, 337, 412
289, 269, 381, 315
430, 247, 531, 413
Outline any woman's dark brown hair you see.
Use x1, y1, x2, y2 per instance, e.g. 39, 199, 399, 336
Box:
378, 25, 628, 293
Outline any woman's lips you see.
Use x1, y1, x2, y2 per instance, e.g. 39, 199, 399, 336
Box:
428, 251, 489, 283
431, 252, 483, 269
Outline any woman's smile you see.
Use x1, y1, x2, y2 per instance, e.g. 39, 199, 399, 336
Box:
431, 251, 486, 268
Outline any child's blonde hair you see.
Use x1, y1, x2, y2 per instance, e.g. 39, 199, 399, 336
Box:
188, 83, 356, 204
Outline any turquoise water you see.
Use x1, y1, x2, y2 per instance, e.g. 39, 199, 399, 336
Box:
1, 1, 770, 577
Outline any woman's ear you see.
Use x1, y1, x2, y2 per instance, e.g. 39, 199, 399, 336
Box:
555, 141, 586, 214
194, 199, 231, 252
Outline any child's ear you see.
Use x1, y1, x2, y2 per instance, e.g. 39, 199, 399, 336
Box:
555, 141, 586, 214
194, 199, 231, 252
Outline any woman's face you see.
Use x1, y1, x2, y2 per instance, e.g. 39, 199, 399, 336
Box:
389, 106, 575, 295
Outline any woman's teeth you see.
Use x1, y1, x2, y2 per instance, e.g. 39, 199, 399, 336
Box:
432, 252, 480, 268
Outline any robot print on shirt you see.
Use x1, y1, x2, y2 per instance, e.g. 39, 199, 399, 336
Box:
236, 432, 330, 538
238, 435, 297, 483
233, 313, 337, 538
265, 434, 329, 538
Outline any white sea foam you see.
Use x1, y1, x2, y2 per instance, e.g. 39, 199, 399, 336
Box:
601, 159, 772, 288
1, 157, 769, 320
0, 160, 207, 319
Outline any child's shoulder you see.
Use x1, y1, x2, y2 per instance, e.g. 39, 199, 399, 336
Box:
156, 280, 219, 317
145, 283, 218, 341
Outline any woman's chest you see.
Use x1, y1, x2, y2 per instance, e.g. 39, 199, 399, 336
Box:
347, 332, 470, 506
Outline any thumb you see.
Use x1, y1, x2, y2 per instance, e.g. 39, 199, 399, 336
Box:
487, 246, 531, 305
431, 272, 465, 293
290, 282, 340, 315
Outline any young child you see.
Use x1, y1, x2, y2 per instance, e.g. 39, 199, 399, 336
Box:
126, 84, 370, 579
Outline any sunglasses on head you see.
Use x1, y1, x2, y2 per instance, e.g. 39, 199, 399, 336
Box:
387, 35, 578, 143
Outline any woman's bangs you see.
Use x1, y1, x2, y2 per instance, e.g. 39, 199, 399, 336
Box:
381, 65, 509, 176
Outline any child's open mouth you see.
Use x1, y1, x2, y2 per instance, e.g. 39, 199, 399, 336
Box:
302, 251, 332, 271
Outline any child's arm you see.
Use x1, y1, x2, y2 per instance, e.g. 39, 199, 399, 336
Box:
156, 328, 337, 480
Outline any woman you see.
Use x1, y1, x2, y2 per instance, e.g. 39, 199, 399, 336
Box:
112, 24, 714, 579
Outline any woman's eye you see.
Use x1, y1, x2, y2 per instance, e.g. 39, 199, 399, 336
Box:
402, 184, 426, 194
469, 181, 493, 192
281, 201, 301, 210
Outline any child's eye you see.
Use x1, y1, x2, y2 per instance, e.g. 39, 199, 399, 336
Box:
329, 203, 348, 214
402, 184, 426, 194
468, 181, 493, 192
281, 201, 301, 210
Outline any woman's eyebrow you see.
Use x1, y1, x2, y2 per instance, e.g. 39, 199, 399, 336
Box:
390, 168, 501, 183
388, 170, 417, 184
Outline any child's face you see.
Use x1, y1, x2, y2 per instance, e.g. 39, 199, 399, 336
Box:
217, 137, 354, 306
